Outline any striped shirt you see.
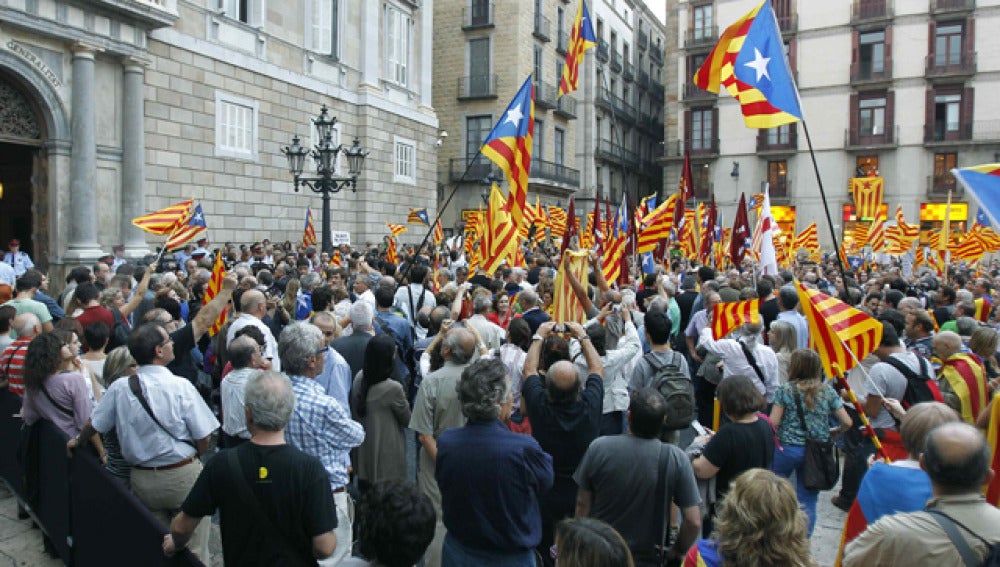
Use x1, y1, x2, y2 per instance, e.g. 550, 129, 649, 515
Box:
285, 374, 365, 491
0, 337, 31, 396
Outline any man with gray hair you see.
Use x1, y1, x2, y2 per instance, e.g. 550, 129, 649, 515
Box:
466, 292, 505, 351
408, 327, 477, 566
163, 371, 338, 564
227, 289, 280, 371
311, 311, 354, 415
282, 322, 364, 565
517, 289, 550, 334
332, 300, 404, 385
435, 359, 554, 564
220, 335, 266, 447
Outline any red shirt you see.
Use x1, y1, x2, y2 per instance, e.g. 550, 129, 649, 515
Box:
75, 305, 116, 350
0, 337, 32, 395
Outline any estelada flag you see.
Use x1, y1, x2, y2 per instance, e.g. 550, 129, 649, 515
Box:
132, 199, 193, 235
795, 280, 882, 378
711, 299, 760, 340
850, 177, 884, 220
202, 252, 228, 336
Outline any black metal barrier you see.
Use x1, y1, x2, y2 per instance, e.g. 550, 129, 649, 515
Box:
0, 389, 203, 566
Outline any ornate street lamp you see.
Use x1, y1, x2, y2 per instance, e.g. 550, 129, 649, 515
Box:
282, 105, 368, 253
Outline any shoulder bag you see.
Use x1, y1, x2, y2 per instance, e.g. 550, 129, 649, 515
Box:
652, 443, 676, 566
927, 509, 1000, 567
792, 388, 839, 491
128, 374, 198, 452
739, 341, 767, 388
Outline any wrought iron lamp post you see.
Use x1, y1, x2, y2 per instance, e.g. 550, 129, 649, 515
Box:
282, 105, 368, 253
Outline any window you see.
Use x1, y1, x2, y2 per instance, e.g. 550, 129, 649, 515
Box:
859, 95, 886, 135
394, 136, 416, 184
534, 45, 543, 82
693, 163, 711, 198
534, 119, 544, 161
935, 23, 963, 67
215, 91, 258, 160
927, 86, 972, 142
469, 0, 490, 26
689, 108, 714, 152
220, 0, 251, 24
767, 125, 791, 145
934, 92, 961, 137
309, 0, 338, 56
693, 4, 713, 40
768, 160, 788, 198
596, 18, 603, 42
466, 115, 492, 160
932, 153, 957, 194
858, 30, 885, 78
385, 4, 412, 87
468, 37, 491, 96
554, 127, 565, 166
557, 6, 564, 38
856, 156, 879, 177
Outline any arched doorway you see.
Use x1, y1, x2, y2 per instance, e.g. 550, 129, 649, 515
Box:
0, 72, 48, 270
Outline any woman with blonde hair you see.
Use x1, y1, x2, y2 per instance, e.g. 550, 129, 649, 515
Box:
553, 518, 634, 567
684, 468, 817, 567
767, 320, 798, 384
769, 349, 852, 534
100, 346, 138, 485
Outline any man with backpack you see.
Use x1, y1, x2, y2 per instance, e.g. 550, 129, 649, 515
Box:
629, 305, 693, 443
834, 322, 940, 512
843, 422, 1000, 566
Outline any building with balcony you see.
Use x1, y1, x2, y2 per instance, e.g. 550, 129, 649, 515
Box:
0, 0, 438, 278
576, 0, 665, 213
432, 0, 584, 234
664, 0, 1000, 250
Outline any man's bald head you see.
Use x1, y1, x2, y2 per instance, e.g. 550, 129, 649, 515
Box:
546, 360, 582, 403
932, 330, 962, 360
14, 313, 41, 338
241, 290, 266, 317
921, 422, 994, 493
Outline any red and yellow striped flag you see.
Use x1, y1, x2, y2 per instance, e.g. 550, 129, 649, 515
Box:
637, 193, 677, 253
302, 206, 317, 248
985, 392, 1000, 506
552, 250, 589, 323
386, 237, 398, 264
711, 299, 760, 340
202, 252, 228, 336
132, 199, 193, 235
793, 222, 819, 252
482, 183, 518, 275
851, 177, 884, 220
558, 0, 597, 97
548, 206, 568, 240
387, 223, 408, 237
432, 220, 444, 245
895, 205, 919, 240
869, 215, 886, 253
796, 281, 882, 378
852, 223, 869, 246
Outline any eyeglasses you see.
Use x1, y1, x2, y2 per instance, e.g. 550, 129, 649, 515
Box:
159, 338, 173, 348
314, 346, 328, 356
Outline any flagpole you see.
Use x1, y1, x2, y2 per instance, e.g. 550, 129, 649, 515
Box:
800, 119, 849, 278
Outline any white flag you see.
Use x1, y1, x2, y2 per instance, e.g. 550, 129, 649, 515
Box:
755, 185, 779, 275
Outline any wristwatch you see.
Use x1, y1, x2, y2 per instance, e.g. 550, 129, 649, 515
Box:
532, 334, 544, 342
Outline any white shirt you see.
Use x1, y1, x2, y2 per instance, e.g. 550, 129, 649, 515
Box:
698, 327, 780, 402
90, 365, 219, 466
394, 283, 437, 340
356, 289, 376, 312
226, 313, 281, 372
571, 319, 642, 413
221, 366, 255, 439
0, 262, 15, 285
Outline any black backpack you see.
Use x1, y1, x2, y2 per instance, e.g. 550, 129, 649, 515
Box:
882, 355, 944, 409
107, 308, 131, 351
644, 351, 695, 431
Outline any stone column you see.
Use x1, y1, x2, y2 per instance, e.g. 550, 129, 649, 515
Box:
64, 43, 102, 260
121, 58, 149, 257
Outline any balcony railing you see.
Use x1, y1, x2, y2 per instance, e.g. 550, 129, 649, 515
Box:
845, 124, 898, 148
596, 40, 609, 62
637, 29, 648, 51
683, 82, 716, 102
852, 0, 892, 23
757, 127, 799, 152
462, 1, 493, 30
927, 174, 960, 197
97, 0, 178, 26
556, 31, 570, 54
450, 157, 500, 183
618, 96, 637, 120
595, 140, 639, 165
650, 82, 665, 100
638, 70, 649, 88
531, 159, 580, 186
534, 81, 558, 109
457, 74, 498, 99
925, 51, 977, 78
650, 43, 663, 62
554, 94, 577, 119
595, 88, 613, 111
777, 13, 798, 34
684, 27, 718, 49
930, 0, 975, 13
924, 122, 973, 143
850, 58, 892, 84
671, 138, 720, 157
533, 15, 551, 41
623, 61, 634, 81
610, 50, 623, 72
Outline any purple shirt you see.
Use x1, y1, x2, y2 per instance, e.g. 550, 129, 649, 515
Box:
22, 371, 93, 437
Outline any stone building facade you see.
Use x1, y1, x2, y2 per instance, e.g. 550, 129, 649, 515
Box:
0, 0, 438, 277
664, 0, 1000, 250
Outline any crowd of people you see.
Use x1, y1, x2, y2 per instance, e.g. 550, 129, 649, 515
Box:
2, 235, 1000, 566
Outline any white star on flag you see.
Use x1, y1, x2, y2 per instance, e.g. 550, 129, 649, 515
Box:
744, 48, 771, 83
504, 107, 523, 127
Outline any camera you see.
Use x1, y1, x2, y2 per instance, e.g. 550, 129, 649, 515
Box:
553, 324, 566, 334
612, 304, 622, 313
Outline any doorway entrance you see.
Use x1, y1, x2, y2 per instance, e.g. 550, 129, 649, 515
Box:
0, 142, 35, 259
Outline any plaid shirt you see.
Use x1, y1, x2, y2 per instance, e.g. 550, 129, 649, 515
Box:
285, 374, 365, 490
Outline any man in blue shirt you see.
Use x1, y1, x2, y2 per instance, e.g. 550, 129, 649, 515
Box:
776, 285, 809, 349
374, 283, 413, 382
436, 358, 553, 566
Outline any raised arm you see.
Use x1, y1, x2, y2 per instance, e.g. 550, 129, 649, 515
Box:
119, 267, 153, 318
190, 274, 237, 341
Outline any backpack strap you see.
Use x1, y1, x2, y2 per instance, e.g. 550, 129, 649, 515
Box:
883, 355, 931, 381
739, 341, 766, 385
652, 443, 671, 557
128, 374, 198, 452
792, 388, 814, 441
40, 382, 74, 418
926, 510, 985, 567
